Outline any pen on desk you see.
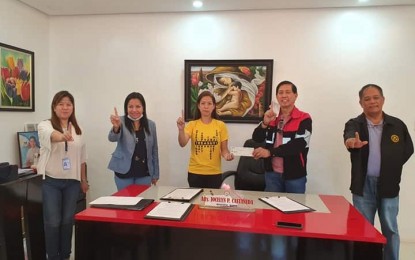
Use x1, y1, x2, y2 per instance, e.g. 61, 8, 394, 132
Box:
65, 141, 68, 152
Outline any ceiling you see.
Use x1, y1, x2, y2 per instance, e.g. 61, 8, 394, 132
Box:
17, 0, 415, 16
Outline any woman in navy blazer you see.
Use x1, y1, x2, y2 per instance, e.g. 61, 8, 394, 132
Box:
108, 92, 159, 191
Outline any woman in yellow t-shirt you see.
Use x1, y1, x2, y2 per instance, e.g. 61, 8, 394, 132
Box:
177, 91, 234, 188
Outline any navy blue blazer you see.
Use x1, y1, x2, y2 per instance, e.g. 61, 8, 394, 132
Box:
107, 116, 159, 180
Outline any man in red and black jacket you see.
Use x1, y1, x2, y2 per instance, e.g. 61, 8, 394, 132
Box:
252, 81, 312, 193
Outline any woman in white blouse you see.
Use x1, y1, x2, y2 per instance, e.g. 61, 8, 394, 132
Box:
37, 90, 88, 260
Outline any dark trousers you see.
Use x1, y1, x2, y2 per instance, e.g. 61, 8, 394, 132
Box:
188, 172, 222, 188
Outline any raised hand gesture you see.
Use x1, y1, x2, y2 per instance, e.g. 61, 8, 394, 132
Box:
110, 107, 121, 132
262, 105, 277, 126
63, 122, 74, 142
177, 110, 185, 131
345, 132, 368, 149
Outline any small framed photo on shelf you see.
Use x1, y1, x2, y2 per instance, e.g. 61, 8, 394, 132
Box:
184, 59, 273, 123
17, 131, 39, 169
0, 42, 35, 111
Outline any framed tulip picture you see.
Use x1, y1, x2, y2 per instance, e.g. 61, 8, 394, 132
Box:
0, 42, 35, 111
184, 59, 273, 123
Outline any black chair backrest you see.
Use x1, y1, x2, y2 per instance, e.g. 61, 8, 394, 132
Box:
235, 139, 265, 191
0, 164, 18, 184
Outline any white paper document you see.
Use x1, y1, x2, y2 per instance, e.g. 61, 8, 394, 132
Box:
161, 188, 203, 202
89, 196, 143, 206
231, 147, 254, 157
145, 201, 193, 221
260, 196, 314, 213
18, 168, 34, 174
272, 100, 280, 115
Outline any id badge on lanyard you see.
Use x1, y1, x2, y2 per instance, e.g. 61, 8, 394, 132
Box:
62, 126, 71, 171
62, 157, 71, 170
62, 141, 71, 170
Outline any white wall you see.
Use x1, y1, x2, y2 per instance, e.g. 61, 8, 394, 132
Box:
48, 6, 415, 240
1, 1, 414, 241
0, 0, 49, 164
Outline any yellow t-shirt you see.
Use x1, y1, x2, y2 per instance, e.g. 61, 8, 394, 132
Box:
185, 119, 229, 175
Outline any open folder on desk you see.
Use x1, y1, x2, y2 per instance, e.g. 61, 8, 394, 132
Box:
89, 196, 154, 211
259, 196, 315, 213
160, 188, 203, 202
145, 201, 194, 221
18, 168, 35, 176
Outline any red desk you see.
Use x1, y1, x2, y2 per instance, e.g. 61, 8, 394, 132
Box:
75, 185, 385, 260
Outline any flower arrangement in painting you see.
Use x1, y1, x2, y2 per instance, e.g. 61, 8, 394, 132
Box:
1, 55, 31, 107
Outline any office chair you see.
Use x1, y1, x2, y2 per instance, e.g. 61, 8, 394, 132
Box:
0, 163, 18, 184
222, 139, 265, 191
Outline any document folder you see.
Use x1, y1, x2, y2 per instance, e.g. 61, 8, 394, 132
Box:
259, 196, 315, 213
160, 188, 203, 202
144, 201, 194, 221
90, 197, 154, 211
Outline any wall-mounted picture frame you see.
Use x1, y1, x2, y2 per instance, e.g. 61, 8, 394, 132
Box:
17, 131, 39, 169
0, 42, 35, 111
184, 59, 273, 123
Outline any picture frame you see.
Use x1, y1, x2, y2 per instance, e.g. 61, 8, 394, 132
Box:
17, 131, 39, 169
1, 42, 35, 111
184, 59, 273, 123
